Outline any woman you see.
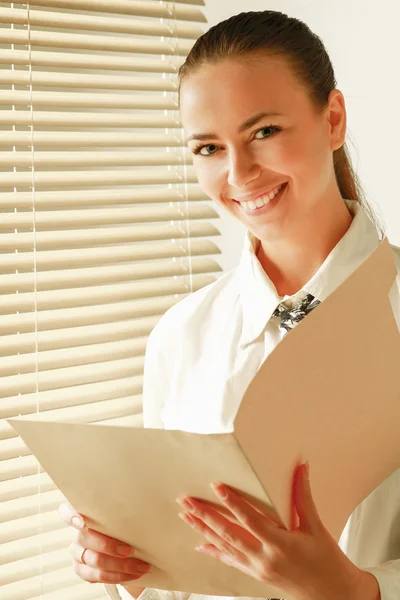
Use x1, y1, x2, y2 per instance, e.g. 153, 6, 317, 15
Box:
59, 10, 400, 600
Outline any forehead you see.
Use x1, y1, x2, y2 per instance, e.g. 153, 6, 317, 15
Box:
179, 56, 307, 134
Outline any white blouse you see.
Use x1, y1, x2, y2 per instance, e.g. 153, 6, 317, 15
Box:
106, 199, 400, 600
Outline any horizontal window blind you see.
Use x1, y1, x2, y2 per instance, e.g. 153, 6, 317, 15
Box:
0, 1, 221, 598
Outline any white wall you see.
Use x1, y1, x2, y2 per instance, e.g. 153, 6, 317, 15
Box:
201, 0, 400, 272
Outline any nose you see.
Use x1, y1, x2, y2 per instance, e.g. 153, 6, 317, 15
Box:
227, 150, 262, 188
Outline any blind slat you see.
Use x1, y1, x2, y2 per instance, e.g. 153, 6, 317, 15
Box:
0, 149, 193, 167
0, 90, 178, 109
0, 222, 220, 252
0, 293, 190, 334
30, 581, 111, 600
0, 473, 57, 505
1, 565, 82, 600
0, 314, 161, 358
0, 548, 70, 587
1, 376, 144, 424
0, 69, 179, 92
0, 355, 145, 399
1, 257, 220, 295
0, 168, 199, 189
0, 271, 217, 316
0, 336, 148, 378
0, 204, 216, 231
5, 553, 124, 597
0, 509, 63, 544
1, 239, 220, 272
0, 527, 72, 565
0, 28, 194, 56
0, 49, 184, 73
0, 7, 203, 39
0, 131, 187, 147
9, 0, 207, 22
0, 110, 183, 128
0, 185, 206, 209
0, 488, 65, 523
0, 188, 209, 211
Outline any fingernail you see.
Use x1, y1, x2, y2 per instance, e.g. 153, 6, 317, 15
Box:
117, 545, 133, 557
304, 461, 310, 479
176, 497, 195, 511
71, 516, 85, 530
211, 482, 228, 499
178, 511, 196, 525
175, 497, 186, 509
136, 562, 151, 574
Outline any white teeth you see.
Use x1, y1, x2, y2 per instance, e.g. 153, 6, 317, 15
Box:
240, 184, 284, 211
255, 197, 265, 208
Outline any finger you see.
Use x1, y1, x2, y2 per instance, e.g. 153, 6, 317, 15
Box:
179, 507, 254, 563
72, 560, 146, 585
76, 528, 135, 558
210, 484, 289, 548
294, 462, 323, 533
227, 488, 286, 528
58, 502, 86, 531
69, 543, 151, 576
196, 543, 257, 579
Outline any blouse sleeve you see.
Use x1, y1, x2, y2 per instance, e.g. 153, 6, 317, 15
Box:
363, 561, 400, 600
105, 322, 192, 600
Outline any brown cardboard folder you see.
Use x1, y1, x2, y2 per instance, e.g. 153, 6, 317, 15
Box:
9, 238, 400, 598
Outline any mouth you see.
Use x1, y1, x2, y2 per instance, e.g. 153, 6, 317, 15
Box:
233, 182, 288, 215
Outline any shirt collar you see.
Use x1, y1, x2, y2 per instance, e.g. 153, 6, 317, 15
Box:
238, 199, 381, 348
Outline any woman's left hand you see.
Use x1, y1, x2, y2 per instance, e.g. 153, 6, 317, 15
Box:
176, 463, 380, 600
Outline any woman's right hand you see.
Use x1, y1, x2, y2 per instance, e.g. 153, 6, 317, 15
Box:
59, 502, 151, 587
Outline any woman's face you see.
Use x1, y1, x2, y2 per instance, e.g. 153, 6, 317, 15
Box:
179, 55, 346, 243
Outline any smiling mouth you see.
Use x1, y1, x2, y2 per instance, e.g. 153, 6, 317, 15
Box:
233, 182, 288, 212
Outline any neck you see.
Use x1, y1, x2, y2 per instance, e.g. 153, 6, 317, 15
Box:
257, 195, 353, 297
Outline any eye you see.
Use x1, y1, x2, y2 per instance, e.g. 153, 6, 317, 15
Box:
254, 124, 281, 139
191, 124, 281, 158
192, 143, 218, 157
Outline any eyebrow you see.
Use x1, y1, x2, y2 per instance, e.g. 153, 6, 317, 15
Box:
185, 111, 284, 144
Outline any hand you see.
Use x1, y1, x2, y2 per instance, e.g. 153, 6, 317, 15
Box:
59, 502, 151, 586
176, 463, 381, 600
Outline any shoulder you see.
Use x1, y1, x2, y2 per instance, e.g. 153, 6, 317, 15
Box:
148, 266, 240, 347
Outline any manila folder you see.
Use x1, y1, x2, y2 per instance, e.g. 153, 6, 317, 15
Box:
9, 237, 400, 597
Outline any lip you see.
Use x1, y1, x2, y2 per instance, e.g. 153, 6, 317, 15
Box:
234, 181, 288, 216
233, 182, 288, 203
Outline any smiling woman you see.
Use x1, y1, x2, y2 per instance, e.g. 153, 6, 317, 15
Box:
59, 8, 400, 600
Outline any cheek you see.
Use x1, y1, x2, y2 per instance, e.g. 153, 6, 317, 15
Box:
257, 135, 304, 181
284, 133, 326, 188
303, 125, 332, 170
195, 163, 225, 201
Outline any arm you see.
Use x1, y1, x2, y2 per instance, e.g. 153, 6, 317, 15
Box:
105, 324, 192, 600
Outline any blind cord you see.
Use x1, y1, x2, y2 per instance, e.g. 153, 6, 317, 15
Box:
26, 2, 44, 597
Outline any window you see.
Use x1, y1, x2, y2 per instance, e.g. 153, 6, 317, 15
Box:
0, 1, 221, 597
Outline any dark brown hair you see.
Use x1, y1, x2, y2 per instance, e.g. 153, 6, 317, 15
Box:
178, 10, 383, 233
